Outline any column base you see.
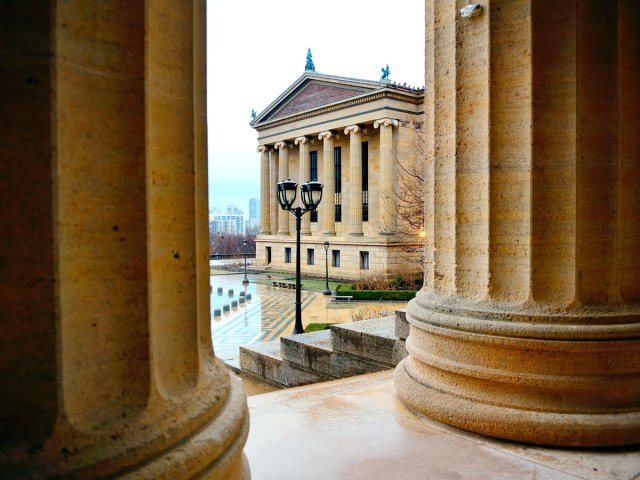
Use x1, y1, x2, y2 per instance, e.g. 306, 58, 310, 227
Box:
349, 231, 364, 237
277, 231, 290, 236
259, 230, 272, 235
394, 291, 640, 447
2, 362, 250, 479
322, 231, 336, 236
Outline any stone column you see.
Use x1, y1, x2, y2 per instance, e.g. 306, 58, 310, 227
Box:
374, 118, 399, 234
395, 0, 640, 447
345, 125, 363, 236
318, 131, 335, 235
259, 145, 271, 234
274, 141, 290, 235
295, 136, 312, 235
270, 147, 279, 234
0, 2, 249, 477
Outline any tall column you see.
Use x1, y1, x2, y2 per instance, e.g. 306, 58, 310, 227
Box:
270, 148, 279, 234
0, 3, 249, 477
274, 141, 290, 235
258, 145, 271, 234
345, 125, 363, 236
295, 136, 312, 235
395, 0, 640, 448
374, 118, 399, 234
319, 131, 335, 235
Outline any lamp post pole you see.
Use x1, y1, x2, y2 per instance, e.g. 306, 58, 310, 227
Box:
276, 179, 324, 335
242, 239, 249, 285
323, 241, 331, 295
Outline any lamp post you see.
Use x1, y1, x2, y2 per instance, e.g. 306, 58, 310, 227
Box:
276, 178, 324, 334
242, 238, 249, 285
323, 241, 331, 295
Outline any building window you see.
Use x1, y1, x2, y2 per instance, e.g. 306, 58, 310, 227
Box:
284, 247, 292, 263
362, 141, 369, 222
310, 151, 318, 223
307, 248, 315, 265
332, 249, 340, 268
334, 146, 342, 222
266, 246, 271, 264
360, 251, 370, 270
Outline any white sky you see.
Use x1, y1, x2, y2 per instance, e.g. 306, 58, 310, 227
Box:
206, 0, 425, 213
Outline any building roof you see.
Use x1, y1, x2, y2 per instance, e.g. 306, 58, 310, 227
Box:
251, 71, 424, 129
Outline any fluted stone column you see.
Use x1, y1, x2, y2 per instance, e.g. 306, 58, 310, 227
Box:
270, 148, 279, 235
274, 141, 290, 235
395, 0, 640, 447
295, 136, 312, 235
345, 125, 363, 236
258, 146, 271, 235
319, 131, 335, 235
0, 3, 250, 477
374, 118, 398, 234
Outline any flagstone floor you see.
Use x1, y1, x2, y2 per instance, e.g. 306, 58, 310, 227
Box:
210, 271, 407, 366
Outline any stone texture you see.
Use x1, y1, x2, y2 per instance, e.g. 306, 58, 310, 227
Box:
395, 0, 640, 448
0, 3, 249, 477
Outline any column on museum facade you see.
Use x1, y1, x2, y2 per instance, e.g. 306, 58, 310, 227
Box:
0, 1, 249, 478
270, 147, 279, 234
345, 125, 363, 236
274, 141, 290, 235
258, 145, 271, 234
395, 0, 640, 447
295, 136, 312, 235
374, 118, 399, 234
318, 131, 336, 235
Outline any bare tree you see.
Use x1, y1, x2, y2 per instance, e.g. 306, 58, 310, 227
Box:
384, 122, 425, 266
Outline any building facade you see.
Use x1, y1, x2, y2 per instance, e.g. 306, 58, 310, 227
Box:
251, 71, 425, 279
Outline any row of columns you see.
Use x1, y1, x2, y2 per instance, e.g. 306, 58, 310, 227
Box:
258, 120, 399, 237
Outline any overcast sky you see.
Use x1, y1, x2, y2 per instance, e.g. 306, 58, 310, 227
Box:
206, 0, 425, 213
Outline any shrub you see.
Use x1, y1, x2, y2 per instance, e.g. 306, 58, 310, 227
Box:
349, 306, 392, 322
335, 284, 416, 301
350, 271, 423, 291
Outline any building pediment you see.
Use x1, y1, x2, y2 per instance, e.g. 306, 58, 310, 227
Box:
252, 72, 383, 127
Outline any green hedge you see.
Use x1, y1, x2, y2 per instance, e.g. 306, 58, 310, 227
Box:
335, 284, 416, 301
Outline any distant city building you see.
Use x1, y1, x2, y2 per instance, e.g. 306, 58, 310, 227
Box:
210, 205, 245, 236
248, 198, 259, 229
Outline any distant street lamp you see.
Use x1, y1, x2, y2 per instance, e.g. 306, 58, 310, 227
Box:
276, 178, 324, 334
323, 241, 331, 295
242, 238, 249, 285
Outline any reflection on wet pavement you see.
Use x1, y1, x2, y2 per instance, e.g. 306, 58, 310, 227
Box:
210, 272, 408, 363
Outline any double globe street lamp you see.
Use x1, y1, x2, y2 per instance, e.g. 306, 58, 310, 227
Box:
276, 179, 324, 334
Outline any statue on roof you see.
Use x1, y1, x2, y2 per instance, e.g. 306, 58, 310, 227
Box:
381, 64, 391, 82
251, 109, 257, 120
305, 48, 315, 72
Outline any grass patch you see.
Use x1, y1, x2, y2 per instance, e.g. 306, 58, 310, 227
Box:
304, 322, 336, 333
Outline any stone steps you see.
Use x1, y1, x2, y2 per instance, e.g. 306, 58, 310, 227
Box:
238, 310, 409, 388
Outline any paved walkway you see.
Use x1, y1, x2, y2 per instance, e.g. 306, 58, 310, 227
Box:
210, 272, 407, 366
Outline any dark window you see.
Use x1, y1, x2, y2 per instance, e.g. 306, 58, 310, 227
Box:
362, 141, 369, 222
310, 151, 318, 222
334, 147, 342, 222
284, 247, 292, 263
360, 251, 370, 270
266, 246, 271, 264
307, 248, 315, 265
332, 250, 340, 268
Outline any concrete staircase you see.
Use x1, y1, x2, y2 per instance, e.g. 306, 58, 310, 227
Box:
238, 310, 409, 388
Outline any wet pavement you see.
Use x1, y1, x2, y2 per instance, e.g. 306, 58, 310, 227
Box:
210, 270, 408, 366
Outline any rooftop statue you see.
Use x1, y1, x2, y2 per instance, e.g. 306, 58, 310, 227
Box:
381, 64, 391, 81
251, 109, 257, 120
305, 48, 315, 72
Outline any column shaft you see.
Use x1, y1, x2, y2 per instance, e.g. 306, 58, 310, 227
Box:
275, 142, 290, 235
0, 2, 250, 477
375, 119, 398, 234
270, 149, 279, 234
395, 0, 640, 448
319, 131, 335, 235
346, 126, 363, 236
296, 136, 311, 235
259, 146, 271, 234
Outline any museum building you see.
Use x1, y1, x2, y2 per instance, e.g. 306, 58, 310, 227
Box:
251, 64, 425, 279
